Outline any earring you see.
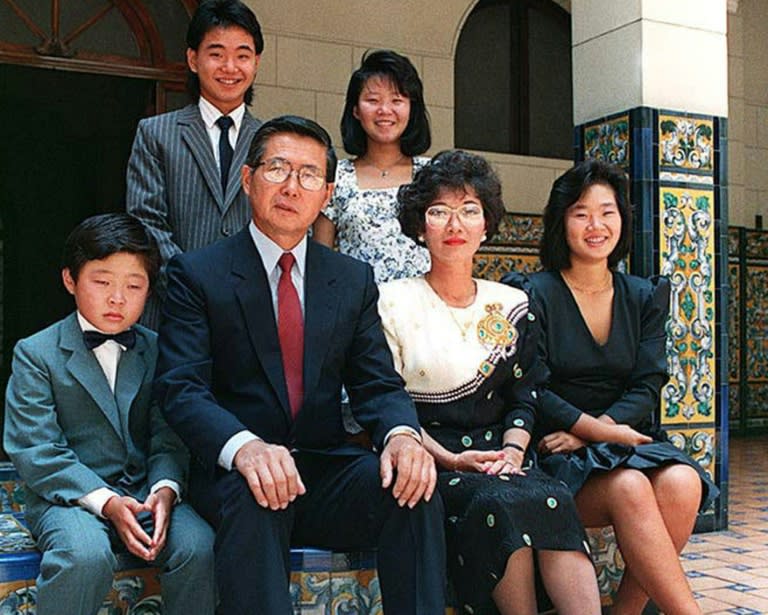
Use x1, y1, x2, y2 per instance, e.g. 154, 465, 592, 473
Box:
481, 233, 487, 242
418, 235, 425, 243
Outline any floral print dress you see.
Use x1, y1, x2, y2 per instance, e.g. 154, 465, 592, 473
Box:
322, 158, 431, 283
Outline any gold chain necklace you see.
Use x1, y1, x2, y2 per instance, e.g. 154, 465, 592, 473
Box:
425, 276, 477, 341
445, 305, 474, 341
561, 270, 613, 294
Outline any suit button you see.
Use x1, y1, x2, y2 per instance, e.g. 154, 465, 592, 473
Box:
222, 228, 232, 236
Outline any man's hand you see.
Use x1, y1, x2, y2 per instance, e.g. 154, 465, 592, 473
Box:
539, 431, 587, 455
144, 487, 176, 560
103, 495, 153, 560
380, 434, 436, 508
233, 440, 306, 510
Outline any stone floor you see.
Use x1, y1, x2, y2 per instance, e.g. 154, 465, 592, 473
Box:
680, 435, 768, 614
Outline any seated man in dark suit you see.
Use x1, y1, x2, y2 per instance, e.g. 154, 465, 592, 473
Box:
154, 115, 446, 614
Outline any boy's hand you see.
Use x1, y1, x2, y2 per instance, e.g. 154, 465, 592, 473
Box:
103, 495, 153, 560
145, 487, 176, 560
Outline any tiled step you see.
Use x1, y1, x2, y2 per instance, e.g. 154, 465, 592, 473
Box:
0, 462, 624, 613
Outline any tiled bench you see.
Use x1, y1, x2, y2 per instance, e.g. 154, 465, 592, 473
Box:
0, 516, 383, 614
0, 463, 623, 613
0, 462, 385, 614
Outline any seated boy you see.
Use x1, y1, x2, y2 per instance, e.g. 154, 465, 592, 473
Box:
3, 213, 214, 615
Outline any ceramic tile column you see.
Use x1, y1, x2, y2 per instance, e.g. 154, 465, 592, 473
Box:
571, 1, 729, 530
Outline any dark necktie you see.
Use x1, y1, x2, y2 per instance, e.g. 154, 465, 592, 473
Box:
216, 115, 234, 195
83, 329, 136, 350
277, 253, 304, 418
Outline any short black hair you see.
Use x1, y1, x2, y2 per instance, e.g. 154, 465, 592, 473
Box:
62, 213, 160, 289
341, 49, 431, 157
245, 115, 338, 182
398, 150, 504, 244
540, 159, 632, 271
186, 0, 263, 105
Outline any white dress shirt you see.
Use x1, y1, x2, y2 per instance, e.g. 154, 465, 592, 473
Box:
218, 223, 420, 472
198, 96, 246, 165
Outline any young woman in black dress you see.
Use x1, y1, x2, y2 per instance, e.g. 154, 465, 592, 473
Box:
506, 160, 717, 615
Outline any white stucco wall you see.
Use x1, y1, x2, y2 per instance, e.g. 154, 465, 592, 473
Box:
244, 0, 766, 224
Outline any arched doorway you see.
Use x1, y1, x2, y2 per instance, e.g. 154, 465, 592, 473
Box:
0, 0, 197, 393
454, 0, 572, 158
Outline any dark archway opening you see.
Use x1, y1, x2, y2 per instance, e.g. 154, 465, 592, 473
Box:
0, 64, 153, 390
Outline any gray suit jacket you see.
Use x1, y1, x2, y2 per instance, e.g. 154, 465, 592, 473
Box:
3, 313, 187, 528
126, 104, 261, 328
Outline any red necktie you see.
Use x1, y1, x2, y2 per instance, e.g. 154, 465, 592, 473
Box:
277, 253, 304, 418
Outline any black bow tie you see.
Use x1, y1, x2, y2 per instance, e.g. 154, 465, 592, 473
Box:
82, 329, 136, 350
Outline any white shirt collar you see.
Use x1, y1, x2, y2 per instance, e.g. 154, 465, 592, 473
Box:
248, 221, 307, 278
198, 96, 246, 131
77, 312, 111, 335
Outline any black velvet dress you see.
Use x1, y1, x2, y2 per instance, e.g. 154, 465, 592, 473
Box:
378, 277, 591, 615
504, 271, 718, 510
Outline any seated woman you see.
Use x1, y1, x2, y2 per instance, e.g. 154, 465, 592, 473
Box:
378, 150, 601, 615
504, 160, 718, 615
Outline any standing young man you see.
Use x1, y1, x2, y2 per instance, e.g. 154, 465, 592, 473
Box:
126, 0, 263, 329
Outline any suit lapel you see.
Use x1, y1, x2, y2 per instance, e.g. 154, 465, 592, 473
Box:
231, 230, 292, 418
114, 333, 150, 441
224, 112, 258, 207
178, 105, 226, 213
302, 242, 339, 403
60, 314, 123, 439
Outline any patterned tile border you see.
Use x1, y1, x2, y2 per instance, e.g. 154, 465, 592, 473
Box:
659, 114, 714, 174
667, 427, 717, 483
583, 114, 630, 169
660, 186, 716, 425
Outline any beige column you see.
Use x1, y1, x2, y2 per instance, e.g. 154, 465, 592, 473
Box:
571, 0, 729, 531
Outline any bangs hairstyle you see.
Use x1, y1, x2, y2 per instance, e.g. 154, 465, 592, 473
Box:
245, 115, 338, 183
341, 49, 431, 157
540, 159, 632, 271
186, 0, 264, 105
398, 150, 504, 244
62, 213, 160, 289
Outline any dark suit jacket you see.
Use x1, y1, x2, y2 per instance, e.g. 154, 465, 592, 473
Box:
126, 104, 261, 328
155, 229, 420, 476
4, 313, 187, 528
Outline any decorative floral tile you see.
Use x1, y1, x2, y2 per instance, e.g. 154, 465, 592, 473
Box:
659, 186, 716, 425
659, 114, 714, 174
583, 115, 630, 168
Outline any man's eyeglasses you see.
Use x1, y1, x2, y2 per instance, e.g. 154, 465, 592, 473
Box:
425, 204, 485, 227
253, 157, 326, 191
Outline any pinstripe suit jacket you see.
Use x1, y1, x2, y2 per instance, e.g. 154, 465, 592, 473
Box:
126, 104, 262, 329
